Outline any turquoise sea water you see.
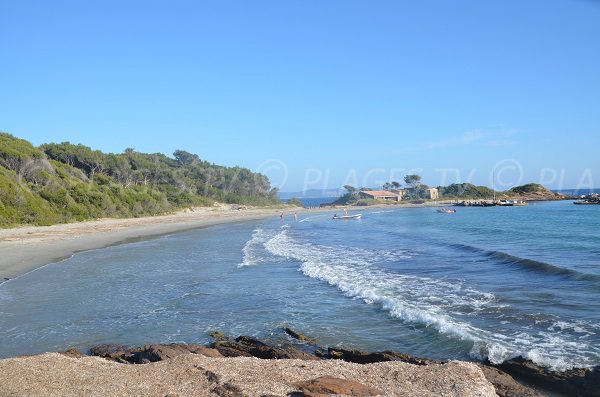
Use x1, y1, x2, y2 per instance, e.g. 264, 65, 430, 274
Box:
0, 200, 598, 371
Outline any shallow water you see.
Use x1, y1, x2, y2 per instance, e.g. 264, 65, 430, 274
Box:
0, 201, 598, 371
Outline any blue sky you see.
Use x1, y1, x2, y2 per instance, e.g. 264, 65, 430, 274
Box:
1, 0, 599, 192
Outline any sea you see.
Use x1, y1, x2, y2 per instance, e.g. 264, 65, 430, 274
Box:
0, 200, 598, 371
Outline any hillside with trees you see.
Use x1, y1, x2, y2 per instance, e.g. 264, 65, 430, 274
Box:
437, 183, 496, 199
326, 177, 566, 207
0, 132, 280, 227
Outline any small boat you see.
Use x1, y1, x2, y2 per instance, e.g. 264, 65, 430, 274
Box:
332, 213, 362, 220
437, 208, 456, 213
574, 200, 600, 205
499, 200, 528, 206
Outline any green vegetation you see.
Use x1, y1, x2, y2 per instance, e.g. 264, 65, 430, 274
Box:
382, 181, 401, 190
507, 183, 548, 195
326, 178, 557, 207
403, 174, 422, 188
332, 185, 361, 205
437, 183, 496, 199
287, 197, 305, 208
0, 132, 280, 227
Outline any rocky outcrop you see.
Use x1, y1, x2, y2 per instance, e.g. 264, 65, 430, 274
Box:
505, 183, 571, 201
0, 352, 498, 397
90, 343, 222, 364
210, 335, 318, 361
60, 348, 86, 358
316, 347, 440, 366
493, 356, 600, 397
293, 375, 384, 397
477, 364, 544, 397
316, 347, 543, 397
84, 337, 598, 397
284, 327, 315, 343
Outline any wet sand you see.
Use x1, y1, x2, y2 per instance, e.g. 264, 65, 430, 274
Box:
0, 205, 303, 282
0, 200, 454, 282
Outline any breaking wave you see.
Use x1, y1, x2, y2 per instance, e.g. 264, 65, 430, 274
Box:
264, 229, 599, 370
237, 227, 275, 267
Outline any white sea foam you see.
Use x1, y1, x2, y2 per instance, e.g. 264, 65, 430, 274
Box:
264, 228, 599, 371
298, 214, 329, 223
237, 228, 273, 267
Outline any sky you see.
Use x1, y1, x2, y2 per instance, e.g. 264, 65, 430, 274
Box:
1, 0, 599, 192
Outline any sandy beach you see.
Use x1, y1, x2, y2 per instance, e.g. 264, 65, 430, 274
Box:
0, 202, 444, 282
0, 205, 312, 282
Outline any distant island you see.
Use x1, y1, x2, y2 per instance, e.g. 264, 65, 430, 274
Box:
0, 132, 281, 228
328, 175, 569, 207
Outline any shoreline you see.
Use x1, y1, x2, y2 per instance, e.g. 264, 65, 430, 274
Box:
0, 200, 474, 282
0, 205, 327, 282
0, 199, 570, 282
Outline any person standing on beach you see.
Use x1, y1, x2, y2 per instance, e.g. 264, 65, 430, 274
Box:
294, 212, 298, 222
280, 212, 284, 222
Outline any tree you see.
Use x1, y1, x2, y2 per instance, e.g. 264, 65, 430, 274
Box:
288, 197, 305, 208
391, 181, 401, 189
404, 174, 422, 189
173, 150, 200, 167
343, 185, 357, 194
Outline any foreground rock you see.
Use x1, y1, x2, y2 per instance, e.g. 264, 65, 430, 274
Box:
493, 357, 600, 397
317, 347, 440, 366
86, 338, 549, 396
90, 343, 223, 363
0, 352, 497, 397
210, 335, 318, 361
315, 347, 543, 397
477, 365, 544, 397
293, 375, 383, 397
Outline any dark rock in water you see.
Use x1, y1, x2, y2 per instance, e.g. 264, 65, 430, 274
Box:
124, 344, 222, 364
477, 364, 544, 397
284, 327, 314, 343
293, 375, 384, 397
321, 347, 440, 366
209, 331, 228, 341
90, 343, 222, 364
492, 356, 600, 397
60, 348, 85, 358
211, 336, 318, 360
89, 344, 129, 361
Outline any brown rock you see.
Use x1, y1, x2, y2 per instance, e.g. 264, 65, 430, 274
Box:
60, 348, 85, 358
494, 357, 600, 397
126, 344, 224, 364
323, 347, 439, 366
477, 364, 544, 397
192, 346, 224, 358
285, 327, 314, 343
90, 343, 223, 364
89, 344, 129, 360
211, 336, 318, 360
293, 375, 384, 397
